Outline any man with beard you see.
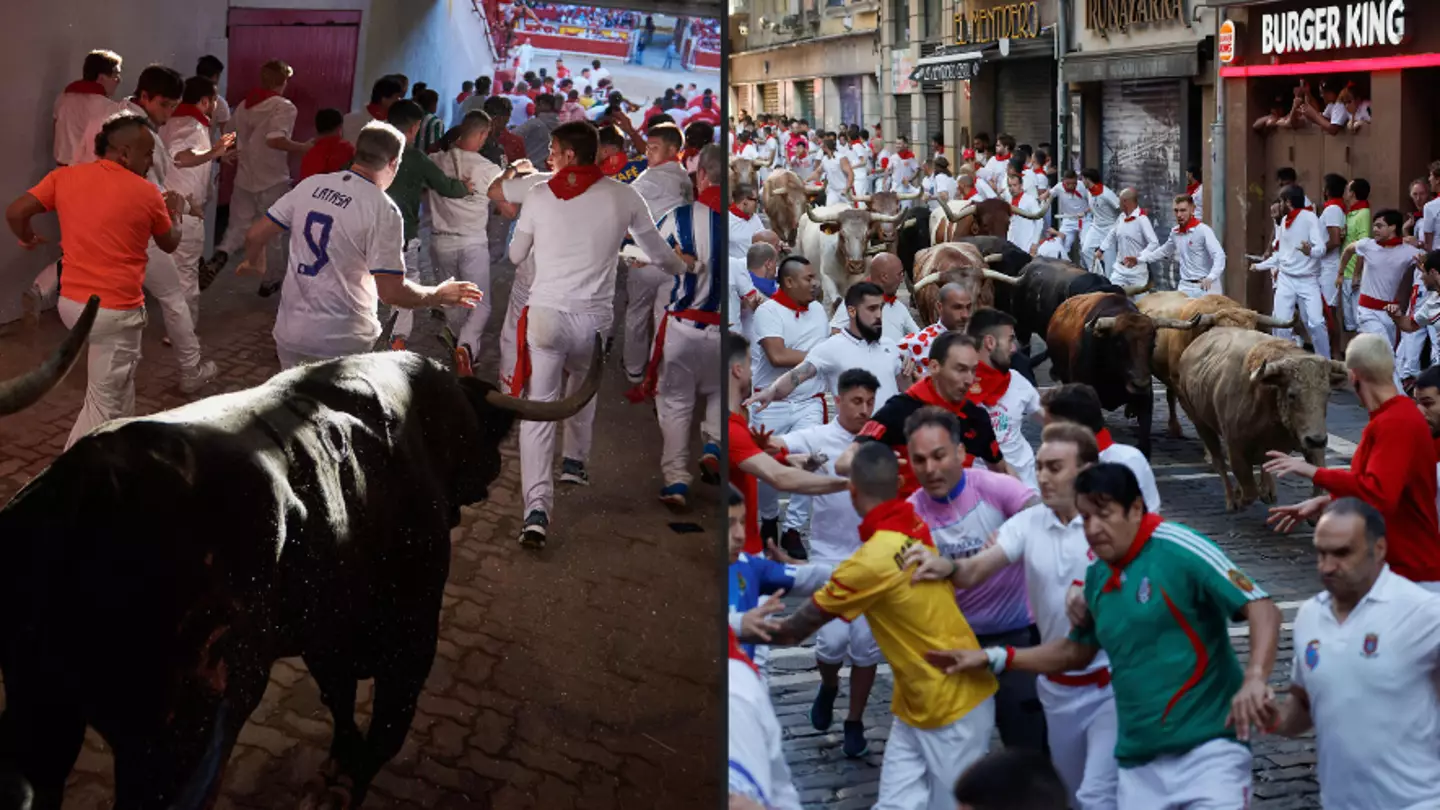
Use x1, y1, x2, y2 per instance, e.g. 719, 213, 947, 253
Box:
967, 309, 1042, 490
1140, 195, 1226, 299
748, 282, 910, 411
828, 253, 920, 344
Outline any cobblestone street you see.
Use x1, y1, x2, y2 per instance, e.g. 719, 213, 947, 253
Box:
0, 254, 722, 809
771, 348, 1359, 810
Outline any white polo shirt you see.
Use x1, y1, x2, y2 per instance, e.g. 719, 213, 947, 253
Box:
781, 420, 861, 562
1290, 566, 1440, 810
1354, 239, 1425, 307
804, 328, 903, 408
751, 297, 828, 397
1099, 441, 1162, 513
996, 504, 1112, 676
428, 148, 503, 235
232, 94, 299, 193
828, 296, 920, 345
979, 370, 1041, 490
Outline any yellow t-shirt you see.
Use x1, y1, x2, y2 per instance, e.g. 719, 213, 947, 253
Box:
814, 529, 998, 729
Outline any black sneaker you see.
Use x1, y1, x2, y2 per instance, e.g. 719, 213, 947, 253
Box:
519, 510, 548, 549
781, 529, 809, 561
842, 720, 869, 758
200, 251, 227, 291
258, 280, 282, 298
809, 684, 838, 731
558, 458, 589, 486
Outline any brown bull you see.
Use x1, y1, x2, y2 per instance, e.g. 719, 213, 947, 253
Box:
908, 243, 1004, 325
730, 158, 758, 190
1136, 292, 1294, 438
1176, 327, 1347, 511
855, 190, 920, 247
762, 169, 808, 244
931, 198, 1043, 244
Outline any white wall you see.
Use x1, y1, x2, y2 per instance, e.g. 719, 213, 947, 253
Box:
0, 0, 494, 324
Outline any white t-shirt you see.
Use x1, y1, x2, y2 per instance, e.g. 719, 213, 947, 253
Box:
630, 160, 692, 221
233, 95, 299, 192
981, 371, 1041, 489
729, 256, 758, 334
592, 66, 611, 84
728, 659, 802, 810
804, 329, 903, 408
514, 177, 676, 317
500, 171, 552, 291
1290, 567, 1440, 810
1319, 201, 1348, 282
729, 212, 764, 261
1422, 198, 1440, 251
782, 420, 862, 561
160, 115, 213, 210
1355, 239, 1424, 304
267, 170, 405, 357
1099, 442, 1162, 513
820, 154, 848, 189
53, 90, 119, 165
751, 298, 829, 396
1324, 101, 1352, 127
1007, 192, 1044, 252
932, 172, 958, 202
341, 109, 376, 146
428, 148, 503, 235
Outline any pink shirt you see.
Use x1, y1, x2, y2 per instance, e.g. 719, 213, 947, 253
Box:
910, 468, 1037, 636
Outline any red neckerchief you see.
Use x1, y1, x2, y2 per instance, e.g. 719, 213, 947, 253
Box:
1095, 428, 1115, 451
244, 88, 281, 108
897, 149, 915, 160
599, 152, 627, 176
963, 188, 979, 200
680, 146, 699, 164
1176, 217, 1202, 234
906, 377, 970, 420
851, 139, 864, 147
365, 102, 387, 120
64, 80, 107, 95
1378, 236, 1405, 248
1350, 200, 1370, 211
728, 628, 759, 673
1102, 513, 1165, 592
697, 185, 723, 214
173, 103, 211, 127
1066, 187, 1083, 197
858, 497, 935, 548
1088, 183, 1104, 197
883, 294, 898, 305
1011, 193, 1024, 207
730, 204, 753, 220
1030, 167, 1045, 176
456, 91, 472, 103
771, 288, 808, 317
935, 145, 944, 155
1123, 208, 1146, 222
1284, 208, 1302, 229
968, 361, 1012, 407
1186, 180, 1201, 197
548, 164, 605, 200
1324, 198, 1347, 214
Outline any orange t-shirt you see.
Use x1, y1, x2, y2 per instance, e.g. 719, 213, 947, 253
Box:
28, 160, 172, 310
300, 135, 356, 180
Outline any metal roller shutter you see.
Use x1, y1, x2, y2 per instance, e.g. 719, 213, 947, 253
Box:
994, 59, 1054, 146
794, 79, 816, 123
761, 82, 780, 114
1101, 78, 1183, 288
924, 93, 943, 156
736, 85, 753, 117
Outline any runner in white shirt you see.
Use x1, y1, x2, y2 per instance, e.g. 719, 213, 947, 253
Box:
874, 145, 893, 193
428, 111, 505, 375
906, 423, 1119, 810
810, 139, 853, 207
932, 162, 959, 208
195, 56, 230, 138
1276, 499, 1440, 810
1341, 210, 1426, 349
1034, 229, 1069, 260
981, 136, 1015, 197
757, 129, 780, 184
1139, 195, 1226, 299
1005, 174, 1044, 254
751, 281, 908, 411
1414, 363, 1440, 525
239, 122, 481, 368
508, 121, 688, 548
1251, 187, 1333, 358
730, 625, 801, 810
1079, 169, 1122, 274
827, 253, 919, 344
590, 60, 611, 86
847, 133, 872, 197
53, 50, 122, 166
623, 123, 695, 384
1041, 382, 1162, 513
780, 370, 885, 759
968, 309, 1043, 489
209, 60, 312, 294
1055, 172, 1090, 254
730, 183, 764, 261
733, 242, 776, 338
1318, 175, 1349, 348
341, 77, 403, 146
160, 76, 236, 328
1097, 189, 1159, 290
489, 165, 551, 395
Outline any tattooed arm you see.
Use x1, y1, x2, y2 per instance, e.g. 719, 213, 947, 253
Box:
744, 598, 833, 647
744, 361, 818, 410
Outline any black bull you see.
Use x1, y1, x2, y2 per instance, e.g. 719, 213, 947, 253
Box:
984, 259, 1123, 352
0, 302, 602, 809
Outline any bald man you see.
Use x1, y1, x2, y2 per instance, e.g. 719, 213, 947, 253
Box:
732, 241, 777, 338
830, 253, 919, 343
1096, 188, 1158, 290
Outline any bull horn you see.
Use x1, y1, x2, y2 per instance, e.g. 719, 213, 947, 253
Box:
484, 335, 604, 421
0, 293, 98, 416
1087, 316, 1118, 336
941, 203, 977, 223
1010, 205, 1045, 220
1121, 280, 1152, 296
895, 191, 923, 201
805, 207, 840, 223
984, 254, 1003, 264
1194, 313, 1218, 329
1255, 312, 1295, 329
869, 212, 903, 224
865, 244, 886, 256
912, 272, 945, 293
1152, 315, 1200, 331
853, 194, 872, 203
982, 269, 1019, 286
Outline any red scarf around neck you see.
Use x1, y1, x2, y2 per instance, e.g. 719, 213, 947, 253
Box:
1102, 513, 1165, 592
64, 80, 108, 96
1378, 236, 1405, 248
599, 152, 627, 176
968, 361, 1012, 407
1284, 208, 1303, 228
1124, 208, 1147, 222
244, 88, 281, 109
1011, 193, 1025, 207
366, 101, 387, 120
858, 497, 935, 548
173, 103, 211, 127
883, 294, 898, 305
907, 376, 968, 418
680, 146, 699, 163
697, 185, 723, 214
728, 629, 759, 673
1350, 200, 1370, 211
897, 149, 915, 160
963, 188, 979, 200
730, 204, 753, 220
771, 288, 808, 317
1176, 217, 1202, 234
1030, 167, 1045, 176
1324, 198, 1347, 213
1095, 428, 1115, 451
1186, 180, 1201, 197
1088, 183, 1104, 197
548, 164, 605, 200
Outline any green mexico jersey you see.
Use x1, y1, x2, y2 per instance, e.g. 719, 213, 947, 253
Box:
1068, 516, 1267, 766
1343, 207, 1372, 278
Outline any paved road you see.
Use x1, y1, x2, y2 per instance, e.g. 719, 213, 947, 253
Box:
771, 349, 1358, 810
0, 253, 721, 809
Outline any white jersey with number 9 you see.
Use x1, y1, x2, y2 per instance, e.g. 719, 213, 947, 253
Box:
266, 169, 406, 359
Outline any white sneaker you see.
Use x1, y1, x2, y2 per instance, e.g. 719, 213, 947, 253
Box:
180, 360, 218, 394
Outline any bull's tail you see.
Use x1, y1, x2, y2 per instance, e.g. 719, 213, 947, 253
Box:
896, 206, 931, 282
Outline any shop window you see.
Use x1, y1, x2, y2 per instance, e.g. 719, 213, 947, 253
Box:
1251, 74, 1372, 136
922, 0, 942, 39
890, 0, 909, 45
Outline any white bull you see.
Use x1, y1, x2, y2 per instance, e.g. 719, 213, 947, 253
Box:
796, 204, 902, 313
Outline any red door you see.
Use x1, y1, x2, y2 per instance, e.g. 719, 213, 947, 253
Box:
219, 8, 361, 203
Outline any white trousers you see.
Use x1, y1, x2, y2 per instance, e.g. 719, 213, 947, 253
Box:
1061, 219, 1081, 254
1271, 273, 1331, 359
852, 169, 870, 197
752, 396, 824, 531
1320, 261, 1341, 307
1081, 229, 1112, 274
824, 187, 851, 207
876, 699, 995, 810
498, 272, 532, 394
657, 320, 722, 487
1177, 278, 1222, 299
518, 306, 612, 516
1340, 281, 1359, 331
172, 217, 206, 327
275, 346, 334, 370
1356, 304, 1398, 347
1037, 678, 1120, 810
59, 297, 146, 450
1108, 262, 1149, 289
143, 241, 203, 372
814, 612, 883, 667
623, 262, 673, 381
431, 234, 493, 353
1116, 738, 1252, 810
392, 239, 425, 340
220, 182, 290, 285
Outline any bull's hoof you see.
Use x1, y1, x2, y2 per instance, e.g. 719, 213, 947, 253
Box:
1167, 423, 1183, 440
1260, 489, 1278, 505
